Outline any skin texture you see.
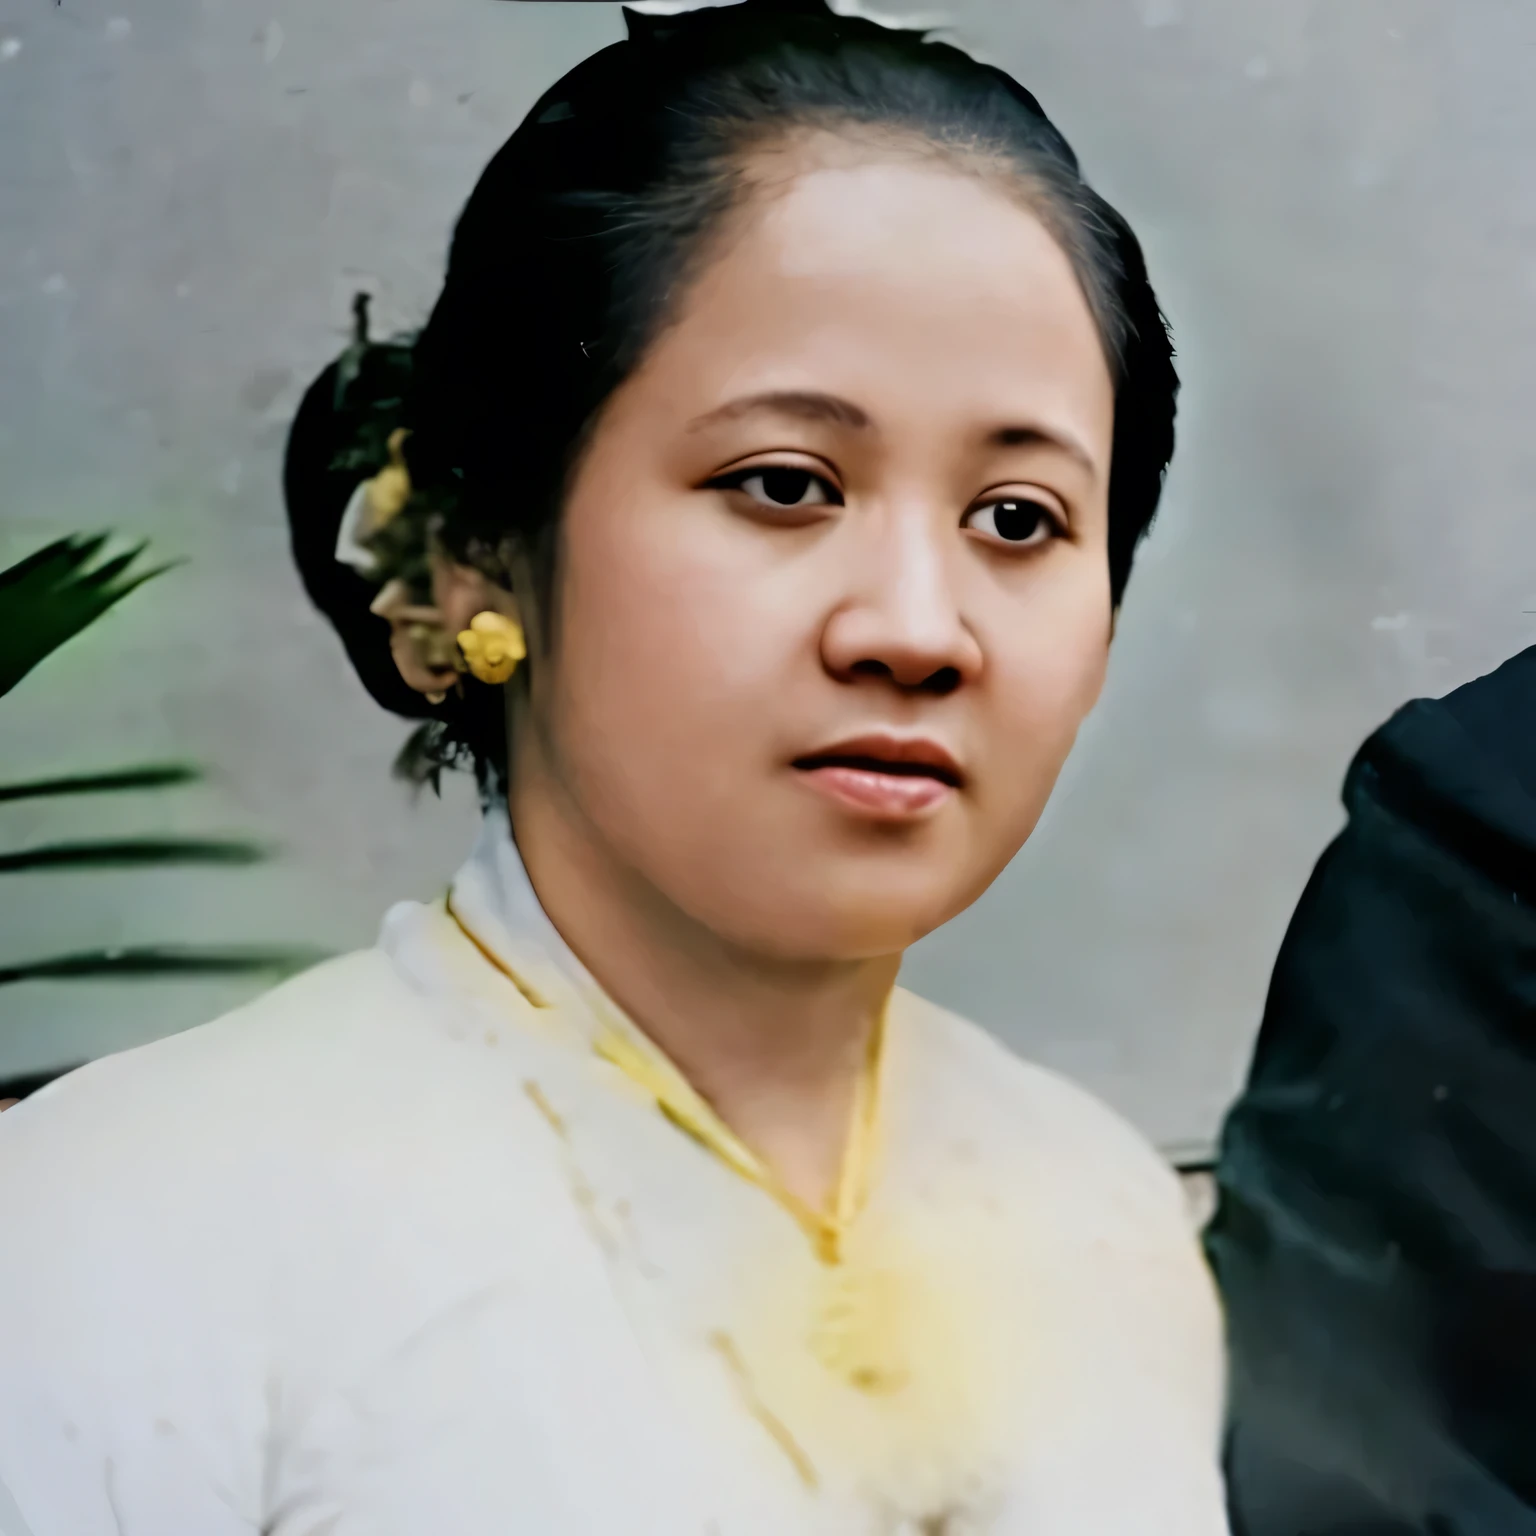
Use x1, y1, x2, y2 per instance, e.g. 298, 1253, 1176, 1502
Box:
397, 140, 1116, 1204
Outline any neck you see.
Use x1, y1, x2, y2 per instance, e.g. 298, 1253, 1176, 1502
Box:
507, 761, 899, 1213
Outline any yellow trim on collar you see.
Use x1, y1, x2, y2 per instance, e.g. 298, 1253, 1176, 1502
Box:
446, 896, 885, 1266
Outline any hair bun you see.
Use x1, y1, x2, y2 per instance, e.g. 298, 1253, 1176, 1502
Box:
283, 316, 436, 722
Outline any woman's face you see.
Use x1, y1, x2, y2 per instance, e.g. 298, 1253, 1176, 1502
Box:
517, 142, 1117, 961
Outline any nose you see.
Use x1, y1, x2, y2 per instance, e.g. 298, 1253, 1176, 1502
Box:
820, 506, 983, 695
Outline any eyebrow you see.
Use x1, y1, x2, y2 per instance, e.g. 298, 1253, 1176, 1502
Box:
686, 390, 871, 433
987, 423, 1098, 475
687, 389, 1098, 474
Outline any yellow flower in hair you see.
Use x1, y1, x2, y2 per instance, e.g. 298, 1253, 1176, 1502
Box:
363, 428, 413, 531
457, 610, 526, 685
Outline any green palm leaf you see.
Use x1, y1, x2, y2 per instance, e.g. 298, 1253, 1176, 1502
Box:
0, 944, 330, 987
0, 535, 177, 698
0, 763, 203, 803
0, 838, 268, 874
0, 530, 328, 1051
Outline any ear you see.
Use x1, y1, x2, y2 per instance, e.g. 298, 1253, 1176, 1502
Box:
428, 552, 523, 642
369, 557, 525, 703
369, 578, 461, 702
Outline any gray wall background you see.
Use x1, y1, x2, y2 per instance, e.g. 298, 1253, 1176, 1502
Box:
3, 0, 1532, 1153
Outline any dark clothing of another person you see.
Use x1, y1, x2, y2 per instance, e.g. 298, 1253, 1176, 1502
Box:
1210, 646, 1536, 1535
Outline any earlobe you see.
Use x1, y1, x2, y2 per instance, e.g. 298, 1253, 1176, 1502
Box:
369, 554, 526, 699
369, 579, 460, 702
428, 553, 523, 644
428, 552, 527, 687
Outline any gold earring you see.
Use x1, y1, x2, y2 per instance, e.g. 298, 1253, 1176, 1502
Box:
457, 610, 525, 685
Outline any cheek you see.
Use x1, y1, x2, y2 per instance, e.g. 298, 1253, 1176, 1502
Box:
979, 567, 1111, 819
542, 490, 800, 816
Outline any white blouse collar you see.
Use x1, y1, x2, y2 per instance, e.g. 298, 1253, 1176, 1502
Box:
436, 799, 608, 1022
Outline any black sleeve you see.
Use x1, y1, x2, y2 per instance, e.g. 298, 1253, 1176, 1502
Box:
1208, 645, 1536, 1536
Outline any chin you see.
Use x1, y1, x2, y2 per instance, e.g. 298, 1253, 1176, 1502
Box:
713, 861, 968, 963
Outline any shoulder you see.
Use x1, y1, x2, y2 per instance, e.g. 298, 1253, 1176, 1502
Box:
0, 950, 474, 1529
0, 939, 575, 1380
0, 927, 577, 1245
0, 952, 422, 1239
1, 948, 430, 1149
0, 937, 533, 1263
895, 985, 1189, 1221
895, 989, 1227, 1451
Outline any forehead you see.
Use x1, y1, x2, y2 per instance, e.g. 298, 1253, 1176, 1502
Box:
634, 144, 1114, 459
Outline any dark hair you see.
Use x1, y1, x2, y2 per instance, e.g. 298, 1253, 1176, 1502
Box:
285, 0, 1179, 787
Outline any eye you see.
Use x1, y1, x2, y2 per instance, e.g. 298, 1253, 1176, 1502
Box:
709, 464, 843, 509
963, 497, 1062, 549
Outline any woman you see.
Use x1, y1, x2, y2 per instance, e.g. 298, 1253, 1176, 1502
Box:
0, 3, 1226, 1533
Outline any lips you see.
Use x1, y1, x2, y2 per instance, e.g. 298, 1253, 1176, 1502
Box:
791, 734, 964, 819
